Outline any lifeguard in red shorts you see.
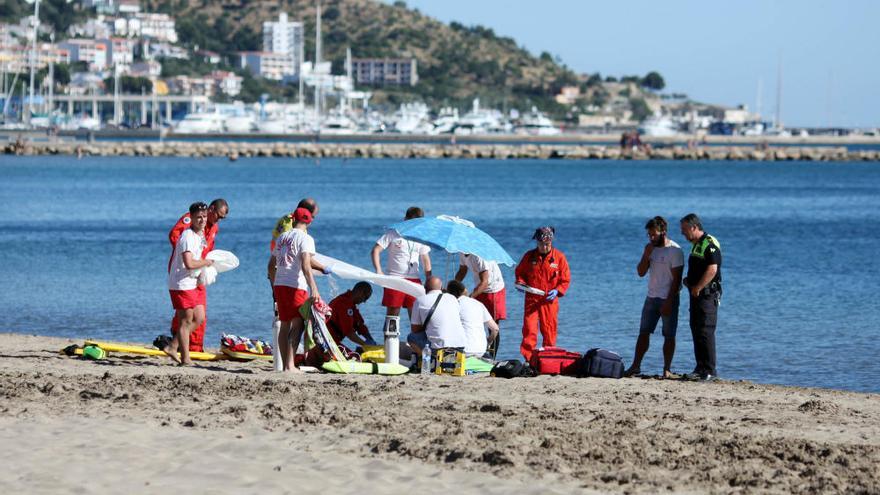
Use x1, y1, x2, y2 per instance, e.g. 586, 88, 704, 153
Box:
272, 207, 327, 372
167, 198, 228, 352
515, 226, 571, 361
371, 207, 432, 321
164, 202, 215, 365
455, 252, 506, 358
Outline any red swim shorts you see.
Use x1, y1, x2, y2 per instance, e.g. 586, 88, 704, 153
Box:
274, 285, 309, 321
169, 286, 206, 310
476, 288, 507, 321
381, 278, 422, 310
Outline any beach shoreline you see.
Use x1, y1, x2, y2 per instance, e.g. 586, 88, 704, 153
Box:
1, 332, 878, 494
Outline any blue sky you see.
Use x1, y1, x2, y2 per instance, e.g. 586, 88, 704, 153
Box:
387, 0, 879, 128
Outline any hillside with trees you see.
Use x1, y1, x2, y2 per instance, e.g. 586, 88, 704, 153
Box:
2, 0, 671, 120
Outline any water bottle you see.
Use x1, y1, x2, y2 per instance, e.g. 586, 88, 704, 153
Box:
421, 343, 431, 375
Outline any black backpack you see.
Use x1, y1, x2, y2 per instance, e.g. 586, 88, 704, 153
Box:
578, 348, 624, 378
490, 359, 537, 379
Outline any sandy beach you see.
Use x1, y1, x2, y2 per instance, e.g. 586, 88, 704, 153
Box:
1, 333, 878, 494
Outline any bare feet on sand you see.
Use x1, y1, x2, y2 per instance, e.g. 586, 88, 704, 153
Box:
623, 367, 640, 377
662, 370, 680, 380
162, 346, 181, 364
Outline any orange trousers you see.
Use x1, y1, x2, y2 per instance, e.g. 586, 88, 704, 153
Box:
520, 296, 558, 361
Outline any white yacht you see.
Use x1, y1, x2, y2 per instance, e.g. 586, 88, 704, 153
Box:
638, 114, 680, 137
391, 102, 432, 134
516, 107, 560, 136
431, 107, 459, 134
454, 98, 511, 135
319, 110, 358, 134
174, 112, 225, 133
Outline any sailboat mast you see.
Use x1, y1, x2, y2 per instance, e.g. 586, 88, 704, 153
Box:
774, 53, 783, 129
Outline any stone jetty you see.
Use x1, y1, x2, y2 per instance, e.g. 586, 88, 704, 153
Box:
4, 140, 879, 161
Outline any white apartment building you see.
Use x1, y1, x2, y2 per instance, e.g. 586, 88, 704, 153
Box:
136, 13, 178, 43
237, 51, 295, 81
211, 70, 243, 97
0, 43, 70, 73
67, 18, 113, 39
262, 13, 303, 79
58, 39, 108, 70
98, 37, 135, 66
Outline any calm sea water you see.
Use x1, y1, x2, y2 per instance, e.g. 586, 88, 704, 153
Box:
1, 156, 878, 393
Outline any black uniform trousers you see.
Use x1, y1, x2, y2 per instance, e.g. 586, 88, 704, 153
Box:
689, 292, 719, 376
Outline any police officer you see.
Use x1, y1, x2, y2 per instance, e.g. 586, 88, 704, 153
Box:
679, 213, 722, 381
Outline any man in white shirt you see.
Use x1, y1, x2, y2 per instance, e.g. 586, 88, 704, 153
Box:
407, 277, 465, 356
164, 202, 215, 366
446, 280, 499, 357
454, 252, 506, 357
272, 207, 325, 372
371, 207, 432, 320
625, 216, 684, 379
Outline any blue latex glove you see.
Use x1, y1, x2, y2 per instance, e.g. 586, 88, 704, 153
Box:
546, 289, 558, 301
322, 266, 333, 275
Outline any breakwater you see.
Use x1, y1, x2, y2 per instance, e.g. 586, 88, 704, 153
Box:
4, 140, 880, 161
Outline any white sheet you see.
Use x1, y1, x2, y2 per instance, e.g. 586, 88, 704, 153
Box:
313, 253, 426, 299
195, 250, 239, 286
515, 283, 546, 296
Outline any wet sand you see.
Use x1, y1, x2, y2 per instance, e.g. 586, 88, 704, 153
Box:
1, 333, 878, 494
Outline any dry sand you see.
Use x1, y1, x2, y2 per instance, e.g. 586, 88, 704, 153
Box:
1, 333, 878, 494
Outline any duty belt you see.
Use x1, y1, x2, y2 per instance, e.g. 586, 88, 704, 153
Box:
699, 281, 722, 297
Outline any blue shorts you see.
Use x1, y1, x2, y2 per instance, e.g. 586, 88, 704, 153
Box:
639, 297, 678, 339
406, 331, 429, 349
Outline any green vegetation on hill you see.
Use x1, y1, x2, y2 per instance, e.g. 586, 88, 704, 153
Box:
0, 0, 91, 34
2, 0, 672, 120
142, 0, 580, 114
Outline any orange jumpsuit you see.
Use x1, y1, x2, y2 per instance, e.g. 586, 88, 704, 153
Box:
515, 247, 571, 361
168, 213, 219, 352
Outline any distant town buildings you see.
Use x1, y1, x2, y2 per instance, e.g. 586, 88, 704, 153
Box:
58, 39, 108, 70
236, 51, 295, 81
97, 38, 135, 66
351, 58, 418, 87
555, 86, 581, 105
262, 13, 303, 80
0, 43, 70, 73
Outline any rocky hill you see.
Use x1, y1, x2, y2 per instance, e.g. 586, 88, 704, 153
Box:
142, 0, 580, 112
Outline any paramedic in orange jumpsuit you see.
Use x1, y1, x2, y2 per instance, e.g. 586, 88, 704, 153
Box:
168, 199, 228, 351
514, 226, 571, 361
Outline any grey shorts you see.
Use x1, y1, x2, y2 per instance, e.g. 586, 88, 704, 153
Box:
639, 297, 678, 339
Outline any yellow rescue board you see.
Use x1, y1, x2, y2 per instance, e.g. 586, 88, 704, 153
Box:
83, 340, 223, 361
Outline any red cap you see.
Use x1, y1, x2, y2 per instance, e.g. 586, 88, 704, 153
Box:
293, 207, 313, 224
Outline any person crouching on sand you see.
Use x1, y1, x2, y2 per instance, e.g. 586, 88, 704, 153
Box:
272, 207, 328, 372
165, 202, 215, 365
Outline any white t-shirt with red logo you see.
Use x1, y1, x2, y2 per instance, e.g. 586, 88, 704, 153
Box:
376, 230, 430, 279
168, 229, 206, 291
459, 253, 505, 294
273, 229, 316, 289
